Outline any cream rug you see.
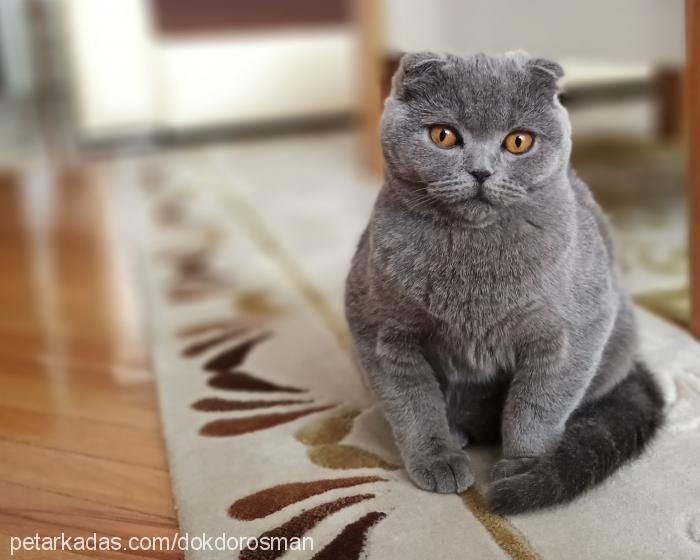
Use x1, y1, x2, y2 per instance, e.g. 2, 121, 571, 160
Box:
121, 132, 700, 560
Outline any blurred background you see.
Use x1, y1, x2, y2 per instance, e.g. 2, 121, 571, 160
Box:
0, 0, 692, 330
0, 1, 697, 553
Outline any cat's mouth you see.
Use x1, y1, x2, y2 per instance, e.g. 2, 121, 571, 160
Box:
399, 180, 522, 225
465, 182, 528, 210
428, 181, 520, 210
472, 190, 493, 205
428, 186, 494, 206
441, 189, 497, 210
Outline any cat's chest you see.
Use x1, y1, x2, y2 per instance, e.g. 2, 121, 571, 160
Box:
382, 227, 538, 380
427, 319, 517, 382
384, 227, 539, 319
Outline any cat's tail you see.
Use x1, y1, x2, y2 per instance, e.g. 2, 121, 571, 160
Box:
487, 362, 664, 515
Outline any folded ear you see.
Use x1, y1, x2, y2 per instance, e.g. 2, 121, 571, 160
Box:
530, 58, 564, 80
390, 52, 452, 101
528, 57, 564, 98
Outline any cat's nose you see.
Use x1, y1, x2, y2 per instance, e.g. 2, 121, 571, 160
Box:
469, 169, 492, 185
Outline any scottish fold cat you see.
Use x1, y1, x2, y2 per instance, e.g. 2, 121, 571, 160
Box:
345, 51, 663, 514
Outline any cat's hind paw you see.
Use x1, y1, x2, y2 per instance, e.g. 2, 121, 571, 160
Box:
486, 473, 537, 515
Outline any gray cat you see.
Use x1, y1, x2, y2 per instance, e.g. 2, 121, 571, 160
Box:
344, 51, 664, 514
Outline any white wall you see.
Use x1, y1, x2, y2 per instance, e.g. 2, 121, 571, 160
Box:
61, 0, 357, 137
384, 0, 685, 64
156, 29, 357, 129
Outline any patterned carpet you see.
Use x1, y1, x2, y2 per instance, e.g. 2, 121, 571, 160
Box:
120, 133, 700, 560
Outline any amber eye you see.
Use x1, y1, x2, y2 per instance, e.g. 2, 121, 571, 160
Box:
429, 126, 460, 149
503, 131, 534, 154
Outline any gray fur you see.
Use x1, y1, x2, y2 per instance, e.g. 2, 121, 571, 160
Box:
344, 52, 663, 513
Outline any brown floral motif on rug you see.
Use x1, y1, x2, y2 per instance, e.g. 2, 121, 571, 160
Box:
230, 478, 388, 560
175, 317, 390, 559
176, 318, 333, 436
294, 410, 400, 471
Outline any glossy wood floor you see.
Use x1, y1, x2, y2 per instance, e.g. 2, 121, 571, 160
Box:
0, 163, 180, 559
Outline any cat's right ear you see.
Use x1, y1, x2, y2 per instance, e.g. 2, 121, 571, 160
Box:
390, 52, 449, 101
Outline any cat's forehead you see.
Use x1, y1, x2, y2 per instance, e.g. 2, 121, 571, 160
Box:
408, 54, 550, 131
450, 56, 536, 128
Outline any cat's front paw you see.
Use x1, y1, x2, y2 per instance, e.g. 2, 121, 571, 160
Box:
491, 457, 537, 481
407, 449, 474, 493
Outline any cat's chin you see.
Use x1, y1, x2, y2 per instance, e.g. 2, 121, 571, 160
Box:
450, 199, 500, 228
397, 189, 502, 227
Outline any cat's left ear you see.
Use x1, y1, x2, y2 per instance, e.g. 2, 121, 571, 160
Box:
529, 58, 564, 80
528, 58, 564, 98
506, 51, 564, 98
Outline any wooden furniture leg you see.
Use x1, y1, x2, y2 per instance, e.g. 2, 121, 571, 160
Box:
357, 0, 383, 176
688, 0, 700, 339
654, 67, 683, 141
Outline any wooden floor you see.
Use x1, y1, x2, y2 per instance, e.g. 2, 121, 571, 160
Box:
0, 164, 180, 559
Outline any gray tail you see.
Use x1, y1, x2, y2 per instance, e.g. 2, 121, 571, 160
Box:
487, 362, 664, 515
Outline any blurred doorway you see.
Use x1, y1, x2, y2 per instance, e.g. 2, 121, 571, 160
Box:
62, 0, 359, 138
